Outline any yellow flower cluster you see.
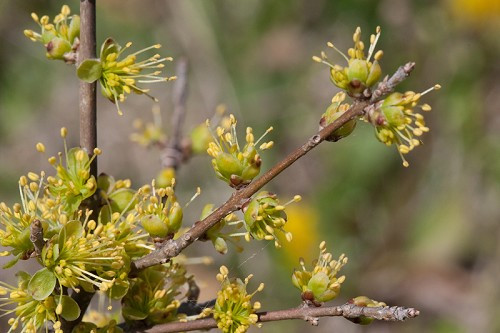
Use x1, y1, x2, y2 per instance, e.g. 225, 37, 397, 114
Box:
24, 5, 80, 62
99, 39, 176, 115
292, 241, 347, 304
202, 266, 263, 333
367, 85, 441, 167
207, 114, 273, 188
313, 26, 383, 96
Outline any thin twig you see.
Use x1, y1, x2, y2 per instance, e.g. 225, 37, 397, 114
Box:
131, 62, 415, 273
61, 1, 97, 332
124, 303, 420, 333
370, 62, 415, 102
160, 58, 189, 170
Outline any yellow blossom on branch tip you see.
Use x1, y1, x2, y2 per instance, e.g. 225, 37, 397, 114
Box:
314, 26, 383, 96
366, 84, 440, 167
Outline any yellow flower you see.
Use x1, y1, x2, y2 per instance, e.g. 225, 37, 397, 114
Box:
278, 203, 319, 266
313, 26, 383, 97
206, 114, 273, 188
202, 266, 263, 333
99, 39, 176, 115
292, 241, 347, 304
366, 85, 441, 167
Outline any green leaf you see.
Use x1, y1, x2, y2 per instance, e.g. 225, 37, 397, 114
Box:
16, 271, 32, 288
109, 189, 137, 213
58, 220, 83, 250
109, 282, 129, 299
58, 295, 81, 321
122, 305, 148, 320
72, 322, 98, 333
100, 38, 121, 61
2, 253, 21, 269
97, 173, 115, 193
77, 59, 102, 83
28, 268, 56, 300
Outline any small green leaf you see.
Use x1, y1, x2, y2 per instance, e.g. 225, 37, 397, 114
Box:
100, 38, 121, 61
77, 59, 102, 83
58, 295, 81, 321
109, 282, 129, 299
15, 271, 32, 288
59, 220, 83, 250
72, 322, 98, 333
122, 305, 148, 320
97, 173, 115, 193
28, 268, 56, 300
2, 253, 21, 269
109, 189, 137, 213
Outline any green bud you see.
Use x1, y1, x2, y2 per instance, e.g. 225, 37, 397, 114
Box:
45, 37, 72, 60
68, 15, 80, 44
382, 92, 404, 107
366, 60, 381, 87
213, 237, 228, 254
141, 215, 169, 238
381, 105, 405, 127
167, 202, 183, 233
319, 93, 356, 141
215, 152, 243, 180
307, 271, 329, 300
241, 163, 261, 181
347, 59, 369, 84
347, 296, 387, 325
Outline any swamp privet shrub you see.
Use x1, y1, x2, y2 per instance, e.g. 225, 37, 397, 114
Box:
1, 3, 437, 333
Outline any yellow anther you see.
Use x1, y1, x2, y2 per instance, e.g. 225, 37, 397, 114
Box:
36, 142, 46, 153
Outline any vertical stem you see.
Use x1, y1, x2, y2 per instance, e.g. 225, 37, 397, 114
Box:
79, 0, 97, 174
61, 1, 97, 332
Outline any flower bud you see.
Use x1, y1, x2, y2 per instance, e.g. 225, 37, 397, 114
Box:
46, 37, 72, 60
141, 215, 169, 238
347, 296, 387, 325
319, 92, 356, 141
292, 242, 347, 304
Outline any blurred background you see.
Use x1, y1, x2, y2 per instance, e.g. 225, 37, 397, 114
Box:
1, 0, 500, 332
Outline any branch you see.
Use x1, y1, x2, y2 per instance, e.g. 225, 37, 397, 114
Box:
370, 62, 415, 102
61, 1, 97, 332
124, 303, 419, 333
78, 0, 98, 173
131, 62, 415, 273
160, 58, 189, 170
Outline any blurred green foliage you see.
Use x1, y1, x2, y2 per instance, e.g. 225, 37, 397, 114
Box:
1, 0, 499, 332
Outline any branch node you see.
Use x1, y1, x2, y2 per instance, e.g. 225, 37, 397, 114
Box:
29, 219, 45, 256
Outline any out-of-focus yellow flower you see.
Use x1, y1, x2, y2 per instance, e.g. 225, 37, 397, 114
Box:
278, 203, 319, 266
449, 0, 500, 25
